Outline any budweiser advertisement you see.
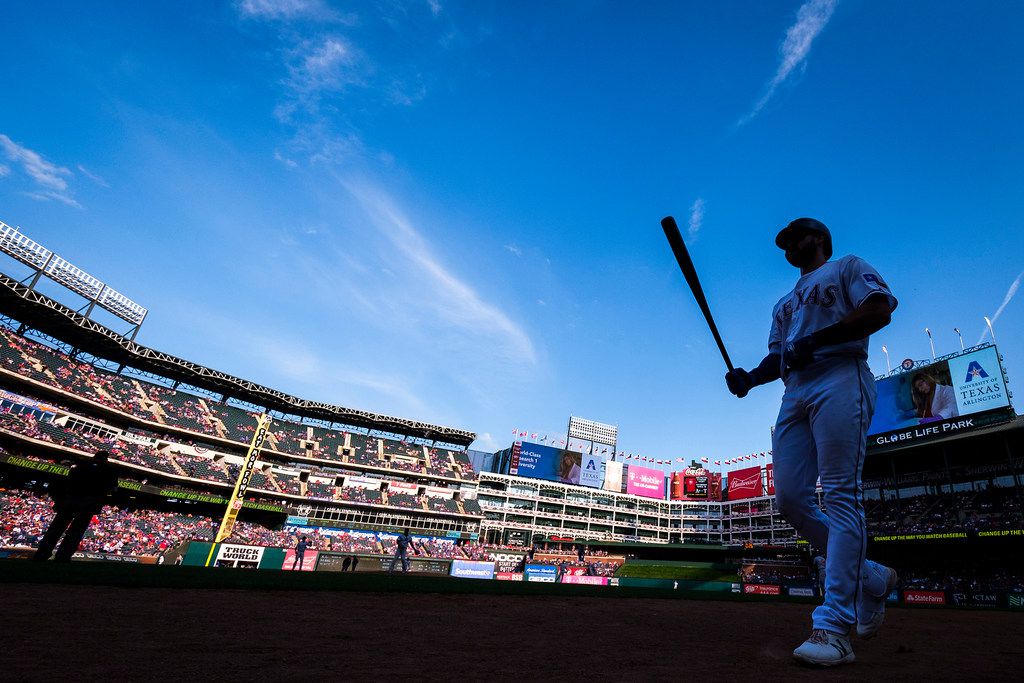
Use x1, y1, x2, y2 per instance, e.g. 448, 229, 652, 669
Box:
728, 465, 764, 500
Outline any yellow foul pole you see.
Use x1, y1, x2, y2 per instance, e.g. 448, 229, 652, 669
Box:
205, 413, 273, 567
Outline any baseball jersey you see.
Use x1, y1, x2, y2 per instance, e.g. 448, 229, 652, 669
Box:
768, 255, 897, 361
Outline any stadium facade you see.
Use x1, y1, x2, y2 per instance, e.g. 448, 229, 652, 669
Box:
1, 225, 1022, 577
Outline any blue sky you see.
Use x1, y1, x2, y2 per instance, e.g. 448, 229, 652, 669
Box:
1, 1, 1021, 470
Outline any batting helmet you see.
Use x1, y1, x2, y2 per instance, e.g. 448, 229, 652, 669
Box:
775, 217, 832, 260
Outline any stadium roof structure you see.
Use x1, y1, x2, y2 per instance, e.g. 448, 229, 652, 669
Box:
0, 271, 476, 446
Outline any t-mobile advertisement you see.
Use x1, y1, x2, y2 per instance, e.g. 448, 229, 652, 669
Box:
868, 346, 1012, 448
509, 442, 584, 485
727, 465, 764, 501
562, 575, 609, 586
626, 465, 666, 499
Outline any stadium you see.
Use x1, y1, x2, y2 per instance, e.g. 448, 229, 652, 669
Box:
1, 221, 1022, 678
3, 3, 1024, 676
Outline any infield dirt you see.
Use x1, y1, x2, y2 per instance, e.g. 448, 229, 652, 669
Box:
4, 582, 1020, 681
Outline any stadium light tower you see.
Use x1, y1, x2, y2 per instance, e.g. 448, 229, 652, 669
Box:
881, 345, 891, 373
925, 328, 935, 360
953, 327, 964, 351
984, 316, 996, 342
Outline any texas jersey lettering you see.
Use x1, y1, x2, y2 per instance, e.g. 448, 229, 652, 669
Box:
770, 255, 896, 362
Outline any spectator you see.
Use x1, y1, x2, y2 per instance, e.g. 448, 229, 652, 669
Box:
292, 535, 308, 570
33, 450, 119, 562
388, 528, 416, 574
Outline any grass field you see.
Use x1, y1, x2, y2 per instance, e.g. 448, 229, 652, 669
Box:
615, 559, 739, 582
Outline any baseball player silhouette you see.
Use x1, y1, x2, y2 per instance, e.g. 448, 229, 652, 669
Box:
725, 218, 899, 667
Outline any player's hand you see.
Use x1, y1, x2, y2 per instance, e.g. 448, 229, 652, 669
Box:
725, 368, 756, 398
783, 334, 819, 370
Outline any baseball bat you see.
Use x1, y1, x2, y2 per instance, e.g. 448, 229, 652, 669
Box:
661, 215, 734, 372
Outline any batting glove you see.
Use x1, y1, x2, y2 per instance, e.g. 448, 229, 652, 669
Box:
725, 369, 756, 398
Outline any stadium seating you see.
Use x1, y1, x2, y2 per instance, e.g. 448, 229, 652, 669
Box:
305, 479, 336, 501
0, 328, 479, 484
0, 485, 490, 560
383, 491, 424, 511
865, 488, 1024, 535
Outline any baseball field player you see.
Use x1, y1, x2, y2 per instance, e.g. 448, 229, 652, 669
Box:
725, 218, 900, 667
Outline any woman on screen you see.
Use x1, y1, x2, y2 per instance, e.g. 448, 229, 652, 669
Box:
911, 372, 959, 422
559, 450, 581, 485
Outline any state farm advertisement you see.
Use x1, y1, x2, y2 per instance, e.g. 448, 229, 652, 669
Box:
904, 590, 947, 605
626, 464, 666, 499
728, 466, 764, 501
743, 584, 781, 595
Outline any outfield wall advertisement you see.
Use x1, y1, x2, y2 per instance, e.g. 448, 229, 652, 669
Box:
562, 575, 609, 586
524, 564, 559, 582
626, 464, 665, 499
487, 550, 526, 573
868, 346, 1012, 448
450, 560, 495, 580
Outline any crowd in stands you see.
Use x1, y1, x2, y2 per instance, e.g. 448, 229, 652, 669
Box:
866, 488, 1024, 535
306, 479, 335, 500
0, 327, 476, 482
739, 563, 810, 585
0, 409, 477, 517
0, 485, 490, 560
898, 567, 1024, 593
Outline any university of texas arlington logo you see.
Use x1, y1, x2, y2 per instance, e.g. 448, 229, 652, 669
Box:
964, 360, 989, 382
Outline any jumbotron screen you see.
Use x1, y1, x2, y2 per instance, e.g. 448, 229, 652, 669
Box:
508, 441, 606, 488
867, 346, 1012, 449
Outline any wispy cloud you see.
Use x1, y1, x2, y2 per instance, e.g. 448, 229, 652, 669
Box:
0, 134, 81, 208
24, 191, 83, 209
273, 149, 298, 168
237, 0, 342, 22
978, 270, 1023, 343
504, 244, 523, 257
737, 0, 838, 127
427, 0, 442, 17
166, 303, 428, 416
687, 197, 705, 243
347, 181, 536, 365
472, 432, 499, 451
77, 164, 109, 188
286, 37, 363, 96
0, 164, 9, 177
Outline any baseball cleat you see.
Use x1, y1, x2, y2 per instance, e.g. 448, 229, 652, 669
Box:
857, 565, 899, 639
792, 629, 856, 667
